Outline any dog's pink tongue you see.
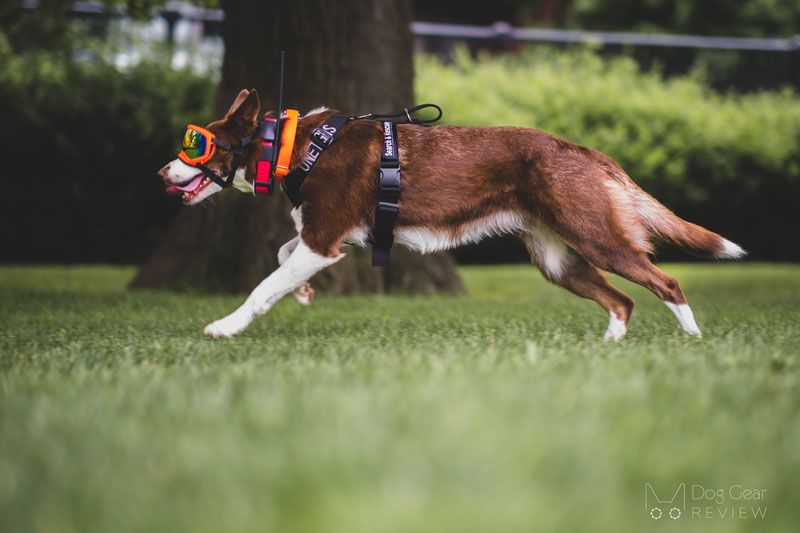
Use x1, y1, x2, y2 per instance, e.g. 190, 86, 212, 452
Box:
166, 176, 203, 195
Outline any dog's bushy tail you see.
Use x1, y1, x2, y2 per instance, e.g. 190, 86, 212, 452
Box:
628, 184, 746, 259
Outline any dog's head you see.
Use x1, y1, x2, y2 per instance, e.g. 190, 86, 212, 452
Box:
159, 89, 264, 205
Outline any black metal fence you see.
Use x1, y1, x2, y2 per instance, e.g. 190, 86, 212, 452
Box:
412, 21, 800, 92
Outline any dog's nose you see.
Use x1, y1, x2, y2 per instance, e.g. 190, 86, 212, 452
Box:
158, 164, 170, 180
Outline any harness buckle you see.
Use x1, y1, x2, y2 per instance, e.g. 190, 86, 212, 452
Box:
379, 167, 402, 197
376, 201, 399, 216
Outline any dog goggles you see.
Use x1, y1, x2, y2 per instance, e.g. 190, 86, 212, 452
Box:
179, 125, 217, 166
177, 123, 250, 188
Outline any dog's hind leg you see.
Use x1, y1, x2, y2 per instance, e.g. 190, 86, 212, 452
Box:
585, 250, 702, 337
278, 236, 315, 306
552, 227, 702, 337
522, 225, 635, 341
525, 178, 701, 337
204, 239, 344, 338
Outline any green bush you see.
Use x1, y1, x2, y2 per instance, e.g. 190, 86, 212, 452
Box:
0, 47, 215, 263
416, 48, 800, 260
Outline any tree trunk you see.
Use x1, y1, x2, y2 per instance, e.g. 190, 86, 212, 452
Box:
131, 0, 462, 294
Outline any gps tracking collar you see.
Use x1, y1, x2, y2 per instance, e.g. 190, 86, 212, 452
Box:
177, 52, 298, 195
251, 108, 299, 194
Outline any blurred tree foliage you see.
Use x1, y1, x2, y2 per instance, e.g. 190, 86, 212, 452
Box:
0, 0, 217, 263
414, 0, 800, 37
1, 0, 92, 54
0, 45, 215, 262
0, 0, 218, 53
566, 0, 800, 37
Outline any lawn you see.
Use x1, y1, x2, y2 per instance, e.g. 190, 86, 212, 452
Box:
1, 263, 798, 533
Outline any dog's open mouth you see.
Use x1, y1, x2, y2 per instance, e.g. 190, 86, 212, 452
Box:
166, 174, 214, 203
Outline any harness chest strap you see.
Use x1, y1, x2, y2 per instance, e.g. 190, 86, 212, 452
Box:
372, 121, 401, 267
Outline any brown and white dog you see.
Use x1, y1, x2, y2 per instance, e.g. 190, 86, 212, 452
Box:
159, 89, 745, 340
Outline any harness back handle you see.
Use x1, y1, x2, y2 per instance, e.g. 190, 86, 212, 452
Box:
354, 103, 442, 125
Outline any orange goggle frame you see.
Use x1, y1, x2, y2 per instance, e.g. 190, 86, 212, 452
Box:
178, 124, 217, 166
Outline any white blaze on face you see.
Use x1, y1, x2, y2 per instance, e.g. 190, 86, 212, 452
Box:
160, 158, 223, 205
160, 158, 201, 184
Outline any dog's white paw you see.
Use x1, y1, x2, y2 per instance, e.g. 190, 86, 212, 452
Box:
603, 311, 628, 341
203, 312, 251, 339
294, 282, 315, 306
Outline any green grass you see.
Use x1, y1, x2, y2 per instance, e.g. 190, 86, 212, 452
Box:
1, 263, 798, 533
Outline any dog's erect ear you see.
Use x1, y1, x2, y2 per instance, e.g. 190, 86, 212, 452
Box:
228, 89, 260, 126
227, 89, 250, 115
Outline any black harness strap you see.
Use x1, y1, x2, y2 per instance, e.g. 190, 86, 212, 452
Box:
372, 121, 401, 266
282, 114, 350, 207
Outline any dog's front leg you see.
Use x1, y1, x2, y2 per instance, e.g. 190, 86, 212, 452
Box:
204, 239, 344, 338
278, 236, 315, 306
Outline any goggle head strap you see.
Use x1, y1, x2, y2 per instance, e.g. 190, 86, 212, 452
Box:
195, 159, 240, 189
193, 138, 246, 189
212, 138, 247, 155
195, 162, 228, 188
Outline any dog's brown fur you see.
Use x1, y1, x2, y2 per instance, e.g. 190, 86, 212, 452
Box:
172, 89, 743, 336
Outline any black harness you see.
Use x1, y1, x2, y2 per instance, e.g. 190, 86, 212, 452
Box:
283, 104, 441, 267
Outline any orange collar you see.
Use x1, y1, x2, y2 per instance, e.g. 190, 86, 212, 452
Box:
274, 109, 298, 178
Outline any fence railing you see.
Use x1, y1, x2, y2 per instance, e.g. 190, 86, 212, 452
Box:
411, 21, 800, 52
19, 2, 800, 91
411, 21, 800, 92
